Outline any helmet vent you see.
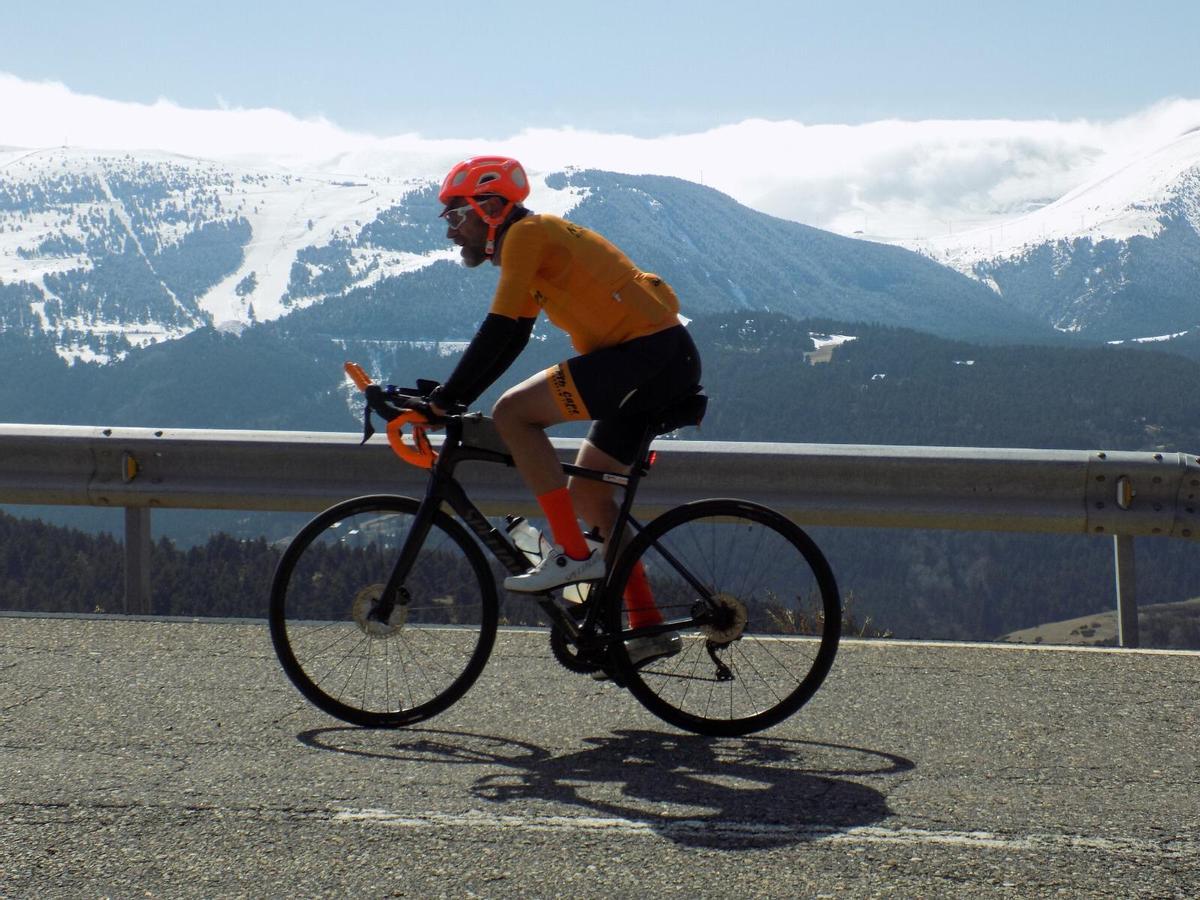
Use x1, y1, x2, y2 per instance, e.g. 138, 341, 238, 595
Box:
438, 156, 531, 206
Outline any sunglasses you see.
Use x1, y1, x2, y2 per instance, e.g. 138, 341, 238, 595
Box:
442, 204, 474, 229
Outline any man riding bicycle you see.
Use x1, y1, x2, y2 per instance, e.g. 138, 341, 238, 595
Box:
426, 155, 702, 665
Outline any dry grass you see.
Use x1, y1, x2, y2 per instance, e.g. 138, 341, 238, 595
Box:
764, 590, 891, 638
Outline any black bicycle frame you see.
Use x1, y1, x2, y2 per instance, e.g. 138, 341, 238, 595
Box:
371, 416, 660, 643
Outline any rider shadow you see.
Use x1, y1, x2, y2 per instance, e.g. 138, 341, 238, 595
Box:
299, 726, 912, 849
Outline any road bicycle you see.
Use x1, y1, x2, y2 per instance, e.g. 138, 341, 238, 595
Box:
269, 364, 841, 736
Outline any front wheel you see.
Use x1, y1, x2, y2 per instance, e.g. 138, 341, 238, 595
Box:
269, 495, 498, 727
606, 499, 840, 736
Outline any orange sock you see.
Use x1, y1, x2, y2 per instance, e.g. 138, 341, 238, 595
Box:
537, 487, 589, 560
624, 560, 664, 628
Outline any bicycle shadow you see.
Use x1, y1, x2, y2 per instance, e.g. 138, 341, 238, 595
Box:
299, 726, 912, 848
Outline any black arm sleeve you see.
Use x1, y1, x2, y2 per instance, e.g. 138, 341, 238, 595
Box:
436, 313, 535, 408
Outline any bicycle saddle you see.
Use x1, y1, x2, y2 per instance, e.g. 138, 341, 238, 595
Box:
650, 388, 708, 436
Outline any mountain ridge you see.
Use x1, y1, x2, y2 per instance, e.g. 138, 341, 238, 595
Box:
1, 148, 1051, 370
6, 134, 1200, 361
901, 129, 1200, 339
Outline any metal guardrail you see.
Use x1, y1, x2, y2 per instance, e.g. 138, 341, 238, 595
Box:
2, 423, 1198, 646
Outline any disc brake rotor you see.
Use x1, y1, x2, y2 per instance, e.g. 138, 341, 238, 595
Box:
699, 592, 749, 644
351, 584, 408, 637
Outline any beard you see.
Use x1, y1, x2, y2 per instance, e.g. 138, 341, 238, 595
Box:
456, 237, 489, 266
459, 244, 488, 268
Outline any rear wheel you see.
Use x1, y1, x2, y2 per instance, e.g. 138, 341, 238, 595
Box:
269, 495, 498, 727
606, 499, 840, 736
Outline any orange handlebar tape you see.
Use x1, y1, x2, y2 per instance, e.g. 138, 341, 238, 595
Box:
344, 361, 373, 391
386, 410, 437, 469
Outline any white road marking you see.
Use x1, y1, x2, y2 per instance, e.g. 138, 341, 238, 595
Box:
333, 808, 1198, 857
840, 637, 1200, 657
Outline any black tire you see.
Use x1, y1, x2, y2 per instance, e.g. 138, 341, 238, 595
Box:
269, 495, 498, 727
606, 499, 840, 736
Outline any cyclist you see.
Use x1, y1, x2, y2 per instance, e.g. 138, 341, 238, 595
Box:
427, 155, 702, 665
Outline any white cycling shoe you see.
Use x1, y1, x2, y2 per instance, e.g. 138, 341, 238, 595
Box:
591, 631, 682, 680
629, 631, 683, 664
504, 545, 605, 593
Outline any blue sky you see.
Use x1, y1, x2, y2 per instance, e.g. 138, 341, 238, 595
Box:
4, 0, 1199, 138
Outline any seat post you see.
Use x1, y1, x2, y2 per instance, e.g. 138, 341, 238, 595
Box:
603, 424, 658, 559
634, 423, 659, 474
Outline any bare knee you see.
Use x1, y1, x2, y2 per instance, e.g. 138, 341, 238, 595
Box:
492, 381, 556, 435
491, 391, 518, 434
491, 388, 536, 440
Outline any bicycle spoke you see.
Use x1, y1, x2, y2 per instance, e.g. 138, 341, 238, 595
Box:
298, 621, 362, 661
609, 500, 840, 736
383, 634, 394, 713
331, 633, 371, 702
270, 496, 498, 727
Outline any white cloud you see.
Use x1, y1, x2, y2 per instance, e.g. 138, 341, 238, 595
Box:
0, 72, 380, 164
3, 72, 1199, 239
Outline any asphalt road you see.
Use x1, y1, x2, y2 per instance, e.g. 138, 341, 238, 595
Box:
1, 615, 1197, 898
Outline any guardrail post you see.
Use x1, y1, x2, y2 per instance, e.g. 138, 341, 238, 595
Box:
124, 507, 152, 616
1113, 535, 1139, 648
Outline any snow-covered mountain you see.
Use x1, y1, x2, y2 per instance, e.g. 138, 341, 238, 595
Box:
7, 124, 1200, 366
0, 147, 1045, 368
0, 147, 592, 363
906, 128, 1200, 340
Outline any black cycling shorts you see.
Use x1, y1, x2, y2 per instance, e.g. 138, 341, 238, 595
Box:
544, 325, 702, 465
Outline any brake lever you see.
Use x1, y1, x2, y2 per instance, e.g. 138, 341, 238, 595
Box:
360, 404, 376, 445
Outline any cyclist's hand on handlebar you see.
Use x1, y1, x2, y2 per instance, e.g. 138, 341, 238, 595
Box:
424, 384, 466, 421
427, 399, 449, 421
412, 397, 446, 429
364, 383, 426, 422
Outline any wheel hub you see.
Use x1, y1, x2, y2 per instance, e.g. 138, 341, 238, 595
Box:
699, 592, 749, 644
351, 584, 407, 637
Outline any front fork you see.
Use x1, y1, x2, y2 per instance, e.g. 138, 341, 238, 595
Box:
370, 486, 442, 624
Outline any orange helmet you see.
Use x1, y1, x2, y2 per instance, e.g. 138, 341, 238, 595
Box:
439, 156, 530, 205
439, 156, 531, 257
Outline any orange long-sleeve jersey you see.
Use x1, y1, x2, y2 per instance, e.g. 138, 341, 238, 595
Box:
489, 214, 681, 354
